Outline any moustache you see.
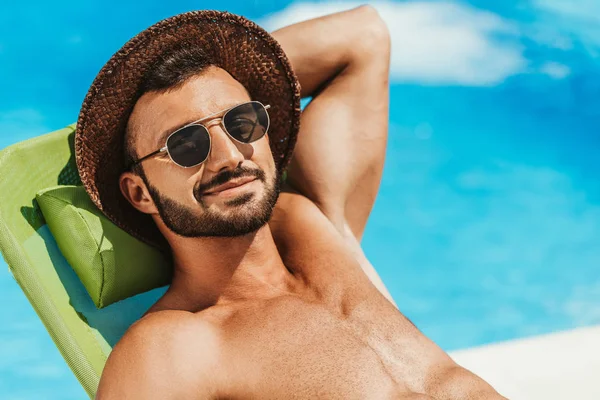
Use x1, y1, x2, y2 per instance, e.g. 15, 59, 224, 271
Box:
194, 167, 266, 198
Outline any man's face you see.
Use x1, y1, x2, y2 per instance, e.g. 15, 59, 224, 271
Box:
124, 66, 280, 237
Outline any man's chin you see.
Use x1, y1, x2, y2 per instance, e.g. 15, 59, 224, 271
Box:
151, 172, 280, 238
181, 211, 271, 238
203, 191, 256, 209
161, 192, 274, 238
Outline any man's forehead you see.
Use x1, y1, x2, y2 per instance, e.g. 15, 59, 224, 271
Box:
129, 68, 251, 148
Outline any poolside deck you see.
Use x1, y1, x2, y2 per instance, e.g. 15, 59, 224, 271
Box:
450, 325, 600, 399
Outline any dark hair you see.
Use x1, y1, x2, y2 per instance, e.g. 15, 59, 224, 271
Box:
124, 45, 214, 174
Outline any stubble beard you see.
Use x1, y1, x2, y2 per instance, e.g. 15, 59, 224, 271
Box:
144, 168, 281, 238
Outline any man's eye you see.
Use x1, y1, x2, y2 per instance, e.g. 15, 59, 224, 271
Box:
230, 118, 257, 131
231, 117, 256, 126
230, 118, 258, 140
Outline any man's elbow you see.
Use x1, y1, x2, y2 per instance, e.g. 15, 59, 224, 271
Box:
350, 5, 391, 61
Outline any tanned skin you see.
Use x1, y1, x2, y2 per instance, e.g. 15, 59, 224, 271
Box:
97, 6, 506, 399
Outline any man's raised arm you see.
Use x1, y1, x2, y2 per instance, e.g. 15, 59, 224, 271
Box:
271, 5, 389, 241
271, 6, 393, 302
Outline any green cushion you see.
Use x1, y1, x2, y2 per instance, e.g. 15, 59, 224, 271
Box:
35, 185, 171, 308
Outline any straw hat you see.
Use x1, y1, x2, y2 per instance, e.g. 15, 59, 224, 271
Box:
75, 10, 301, 250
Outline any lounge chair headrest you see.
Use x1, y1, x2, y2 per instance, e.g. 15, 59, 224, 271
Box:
36, 185, 172, 308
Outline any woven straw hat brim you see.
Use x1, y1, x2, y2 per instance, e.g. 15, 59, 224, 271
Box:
75, 10, 301, 250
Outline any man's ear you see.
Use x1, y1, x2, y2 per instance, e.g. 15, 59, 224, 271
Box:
119, 171, 158, 214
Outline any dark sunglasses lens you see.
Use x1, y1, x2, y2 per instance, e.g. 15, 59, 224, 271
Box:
223, 102, 269, 144
166, 125, 210, 167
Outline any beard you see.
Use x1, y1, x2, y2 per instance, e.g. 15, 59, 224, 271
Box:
143, 166, 281, 238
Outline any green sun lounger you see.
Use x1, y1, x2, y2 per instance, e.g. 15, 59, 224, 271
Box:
0, 125, 166, 398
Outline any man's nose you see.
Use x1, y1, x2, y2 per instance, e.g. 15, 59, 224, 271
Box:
204, 121, 245, 173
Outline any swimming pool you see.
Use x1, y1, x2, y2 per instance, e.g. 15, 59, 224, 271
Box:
1, 1, 599, 398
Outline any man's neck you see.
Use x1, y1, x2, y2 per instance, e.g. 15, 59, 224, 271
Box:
161, 225, 297, 312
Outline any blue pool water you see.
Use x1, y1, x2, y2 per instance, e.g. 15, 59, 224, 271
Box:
1, 1, 599, 398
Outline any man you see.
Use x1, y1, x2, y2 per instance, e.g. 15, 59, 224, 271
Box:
78, 7, 505, 399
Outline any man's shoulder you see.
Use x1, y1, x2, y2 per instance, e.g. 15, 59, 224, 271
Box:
128, 309, 220, 348
96, 310, 221, 399
272, 182, 339, 231
116, 310, 222, 369
271, 181, 358, 259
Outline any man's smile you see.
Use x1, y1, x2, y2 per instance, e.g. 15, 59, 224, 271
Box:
203, 176, 258, 197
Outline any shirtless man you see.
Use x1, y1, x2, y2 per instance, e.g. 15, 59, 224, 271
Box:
95, 6, 506, 399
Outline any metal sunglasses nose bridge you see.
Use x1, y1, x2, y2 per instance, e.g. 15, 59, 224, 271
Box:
201, 117, 249, 166
202, 118, 235, 146
203, 118, 224, 129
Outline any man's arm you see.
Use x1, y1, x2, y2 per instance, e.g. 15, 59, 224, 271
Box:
95, 312, 220, 399
272, 5, 389, 240
271, 12, 507, 398
271, 5, 392, 299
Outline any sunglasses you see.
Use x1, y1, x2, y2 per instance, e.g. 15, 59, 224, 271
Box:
131, 101, 271, 169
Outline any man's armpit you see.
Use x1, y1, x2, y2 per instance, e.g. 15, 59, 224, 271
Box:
271, 189, 396, 306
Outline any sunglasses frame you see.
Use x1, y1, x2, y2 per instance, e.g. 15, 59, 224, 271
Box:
130, 101, 271, 169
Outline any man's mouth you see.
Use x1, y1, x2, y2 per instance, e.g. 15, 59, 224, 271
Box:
203, 176, 258, 196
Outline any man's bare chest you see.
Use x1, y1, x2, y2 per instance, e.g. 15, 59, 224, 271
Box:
209, 295, 409, 399
196, 192, 443, 398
